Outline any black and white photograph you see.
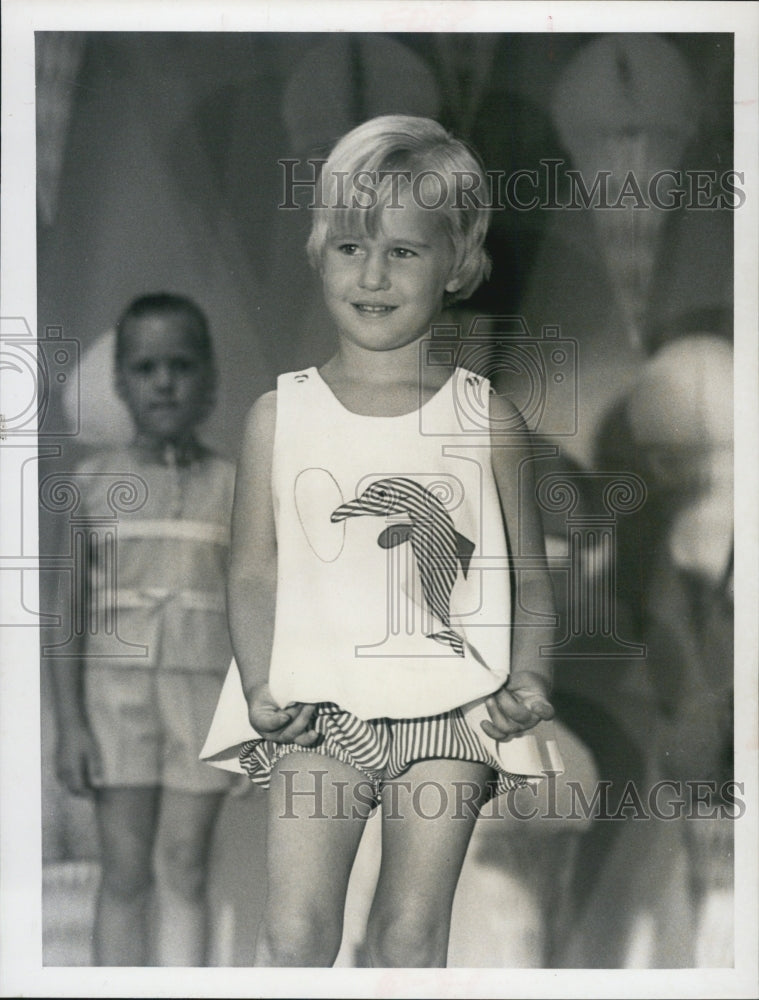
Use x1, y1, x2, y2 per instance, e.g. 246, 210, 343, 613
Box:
1, 1, 757, 997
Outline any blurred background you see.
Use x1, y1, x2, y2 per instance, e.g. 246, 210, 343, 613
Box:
36, 31, 735, 968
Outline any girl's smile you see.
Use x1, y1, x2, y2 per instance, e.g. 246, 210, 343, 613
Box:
321, 199, 460, 353
351, 304, 398, 315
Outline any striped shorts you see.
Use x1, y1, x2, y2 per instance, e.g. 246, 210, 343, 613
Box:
239, 702, 528, 806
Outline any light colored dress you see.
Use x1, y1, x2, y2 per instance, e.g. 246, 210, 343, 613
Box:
76, 444, 235, 791
202, 369, 562, 785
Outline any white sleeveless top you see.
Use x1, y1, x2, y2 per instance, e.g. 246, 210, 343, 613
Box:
268, 366, 512, 720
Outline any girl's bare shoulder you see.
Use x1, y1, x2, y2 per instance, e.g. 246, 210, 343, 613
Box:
488, 388, 530, 434
247, 390, 277, 421
241, 390, 277, 447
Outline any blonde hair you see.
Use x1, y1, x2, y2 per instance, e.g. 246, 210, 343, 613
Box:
306, 115, 491, 302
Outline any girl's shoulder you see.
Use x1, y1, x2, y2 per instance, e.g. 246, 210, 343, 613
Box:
193, 450, 237, 510
245, 389, 278, 426
253, 387, 278, 410
73, 445, 134, 476
199, 447, 236, 479
239, 390, 278, 454
68, 446, 140, 513
487, 387, 526, 425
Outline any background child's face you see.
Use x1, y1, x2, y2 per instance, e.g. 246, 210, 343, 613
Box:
116, 312, 212, 444
320, 197, 459, 353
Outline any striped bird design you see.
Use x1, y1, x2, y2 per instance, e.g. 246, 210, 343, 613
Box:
331, 477, 475, 656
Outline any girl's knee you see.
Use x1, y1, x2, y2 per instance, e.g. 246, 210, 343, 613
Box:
259, 905, 343, 967
100, 858, 153, 902
366, 907, 449, 968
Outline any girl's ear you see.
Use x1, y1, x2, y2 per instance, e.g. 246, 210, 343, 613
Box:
445, 256, 466, 295
445, 268, 464, 295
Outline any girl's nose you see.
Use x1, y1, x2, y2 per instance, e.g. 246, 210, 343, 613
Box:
153, 362, 174, 390
358, 250, 390, 291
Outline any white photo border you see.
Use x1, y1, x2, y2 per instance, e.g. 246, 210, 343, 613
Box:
1, 2, 757, 997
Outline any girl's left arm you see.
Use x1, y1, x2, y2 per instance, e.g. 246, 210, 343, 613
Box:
482, 391, 556, 741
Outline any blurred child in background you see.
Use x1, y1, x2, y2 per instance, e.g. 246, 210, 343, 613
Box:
50, 293, 236, 966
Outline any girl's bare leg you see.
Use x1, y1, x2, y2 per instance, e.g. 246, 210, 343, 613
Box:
93, 786, 160, 966
153, 790, 225, 966
254, 752, 372, 967
365, 758, 492, 968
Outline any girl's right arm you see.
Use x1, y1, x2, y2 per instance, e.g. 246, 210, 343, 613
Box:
49, 647, 103, 796
47, 518, 103, 796
228, 393, 319, 745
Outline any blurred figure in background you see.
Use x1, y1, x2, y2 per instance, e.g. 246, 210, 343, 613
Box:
500, 34, 734, 966
49, 293, 236, 965
624, 333, 734, 965
515, 33, 732, 468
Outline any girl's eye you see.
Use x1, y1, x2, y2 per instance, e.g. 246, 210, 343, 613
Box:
170, 358, 194, 374
337, 243, 361, 256
390, 247, 417, 259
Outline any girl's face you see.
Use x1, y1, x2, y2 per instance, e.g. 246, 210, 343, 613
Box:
320, 198, 461, 354
116, 312, 212, 445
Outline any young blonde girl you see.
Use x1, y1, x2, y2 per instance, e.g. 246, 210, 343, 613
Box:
203, 115, 560, 967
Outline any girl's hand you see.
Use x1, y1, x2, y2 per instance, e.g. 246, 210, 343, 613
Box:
246, 683, 322, 747
56, 722, 103, 796
481, 671, 555, 742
